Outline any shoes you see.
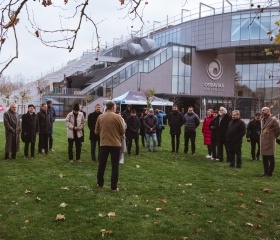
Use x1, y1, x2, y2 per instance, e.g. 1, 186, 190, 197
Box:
97, 184, 103, 189
206, 155, 211, 159
192, 153, 196, 155
215, 158, 220, 161
69, 160, 74, 163
50, 149, 55, 152
111, 188, 119, 192
77, 160, 83, 163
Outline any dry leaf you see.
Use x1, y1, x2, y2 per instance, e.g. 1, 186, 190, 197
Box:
238, 192, 243, 196
246, 222, 254, 227
107, 211, 116, 217
100, 229, 113, 237
61, 187, 69, 190
159, 199, 167, 203
207, 220, 213, 223
135, 165, 140, 168
258, 213, 264, 218
24, 189, 31, 194
59, 202, 67, 208
185, 183, 192, 186
256, 224, 261, 229
263, 188, 270, 193
24, 220, 29, 224
55, 214, 65, 221
144, 214, 149, 218
99, 213, 106, 217
240, 204, 247, 209
59, 173, 65, 178
156, 208, 163, 211
36, 196, 41, 201
255, 199, 263, 204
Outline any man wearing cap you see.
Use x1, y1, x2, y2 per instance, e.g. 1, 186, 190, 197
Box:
4, 103, 21, 160
47, 100, 56, 152
22, 104, 38, 158
37, 103, 51, 155
143, 108, 158, 152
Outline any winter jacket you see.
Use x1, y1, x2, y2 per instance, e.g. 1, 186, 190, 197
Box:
183, 112, 200, 132
155, 111, 166, 129
209, 117, 217, 140
37, 109, 51, 134
246, 119, 261, 141
66, 111, 85, 139
47, 106, 56, 123
214, 114, 232, 139
126, 115, 141, 139
21, 112, 38, 143
168, 110, 184, 135
88, 111, 102, 141
227, 118, 246, 144
202, 116, 213, 145
144, 114, 158, 134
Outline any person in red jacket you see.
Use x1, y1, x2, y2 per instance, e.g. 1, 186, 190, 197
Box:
202, 109, 213, 159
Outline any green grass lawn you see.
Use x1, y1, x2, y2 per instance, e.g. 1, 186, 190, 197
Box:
0, 121, 280, 240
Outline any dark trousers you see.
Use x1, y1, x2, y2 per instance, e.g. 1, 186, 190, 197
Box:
262, 155, 275, 176
38, 133, 49, 154
207, 145, 211, 156
250, 139, 260, 160
184, 131, 196, 154
156, 128, 163, 146
68, 137, 82, 160
171, 134, 180, 152
48, 124, 53, 149
127, 138, 139, 155
228, 142, 242, 168
97, 146, 121, 190
141, 134, 146, 147
24, 142, 35, 157
90, 139, 100, 161
217, 137, 229, 161
211, 137, 217, 159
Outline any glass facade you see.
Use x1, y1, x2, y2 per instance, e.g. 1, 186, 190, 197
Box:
153, 27, 181, 46
231, 11, 279, 41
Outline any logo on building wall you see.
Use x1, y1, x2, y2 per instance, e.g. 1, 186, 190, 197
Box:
206, 59, 223, 80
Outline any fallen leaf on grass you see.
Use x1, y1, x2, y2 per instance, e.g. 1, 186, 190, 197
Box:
258, 213, 264, 218
240, 204, 247, 209
100, 229, 113, 237
107, 211, 116, 217
255, 199, 263, 204
36, 196, 41, 201
159, 199, 167, 203
61, 187, 69, 190
59, 173, 66, 178
135, 165, 140, 168
25, 220, 29, 224
24, 189, 31, 194
156, 208, 163, 211
263, 188, 270, 193
246, 222, 254, 227
185, 183, 192, 186
256, 224, 261, 229
55, 214, 65, 221
238, 192, 243, 196
99, 212, 106, 217
207, 220, 213, 223
59, 202, 67, 208
144, 214, 149, 218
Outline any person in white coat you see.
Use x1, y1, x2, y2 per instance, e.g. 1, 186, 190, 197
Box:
66, 103, 85, 163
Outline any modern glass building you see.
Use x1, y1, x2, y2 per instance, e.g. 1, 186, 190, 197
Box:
43, 1, 280, 118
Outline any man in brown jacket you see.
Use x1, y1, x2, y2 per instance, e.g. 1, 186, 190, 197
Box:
95, 101, 125, 192
260, 107, 280, 177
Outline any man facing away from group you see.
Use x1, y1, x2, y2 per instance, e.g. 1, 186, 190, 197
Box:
227, 110, 246, 168
183, 106, 200, 155
21, 104, 38, 158
88, 103, 102, 162
260, 107, 280, 177
168, 104, 184, 153
4, 103, 21, 160
95, 101, 125, 192
246, 112, 261, 161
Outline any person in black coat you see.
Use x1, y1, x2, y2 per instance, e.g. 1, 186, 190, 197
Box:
37, 103, 51, 154
227, 110, 246, 168
246, 112, 261, 161
126, 109, 141, 155
88, 103, 102, 161
214, 106, 232, 162
168, 104, 184, 153
21, 104, 38, 158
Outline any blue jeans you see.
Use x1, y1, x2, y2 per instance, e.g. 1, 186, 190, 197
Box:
145, 133, 157, 151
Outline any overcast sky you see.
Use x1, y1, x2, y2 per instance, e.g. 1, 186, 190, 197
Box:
1, 0, 254, 82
